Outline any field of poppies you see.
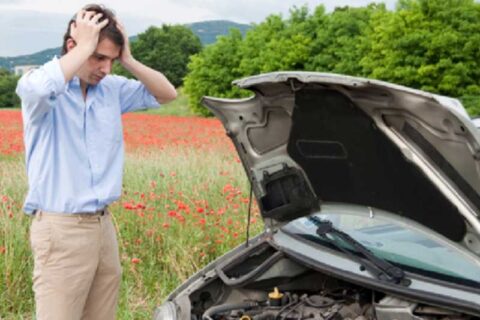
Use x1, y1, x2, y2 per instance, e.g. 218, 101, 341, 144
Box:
0, 109, 262, 319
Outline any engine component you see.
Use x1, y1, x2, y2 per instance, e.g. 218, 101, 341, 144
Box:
268, 287, 284, 307
201, 289, 368, 320
375, 296, 421, 320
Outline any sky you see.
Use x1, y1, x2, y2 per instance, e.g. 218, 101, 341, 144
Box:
0, 0, 397, 57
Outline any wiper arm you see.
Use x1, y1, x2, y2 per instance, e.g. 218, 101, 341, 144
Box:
308, 216, 409, 286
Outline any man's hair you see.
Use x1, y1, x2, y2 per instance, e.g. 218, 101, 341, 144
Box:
61, 4, 124, 55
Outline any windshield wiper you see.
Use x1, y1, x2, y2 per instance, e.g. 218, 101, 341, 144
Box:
308, 216, 410, 286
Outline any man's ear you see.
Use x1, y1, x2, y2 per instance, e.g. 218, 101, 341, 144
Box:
65, 38, 76, 53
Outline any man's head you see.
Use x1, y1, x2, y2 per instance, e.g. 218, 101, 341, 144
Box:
62, 4, 125, 85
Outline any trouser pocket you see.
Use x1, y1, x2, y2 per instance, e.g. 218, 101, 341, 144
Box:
30, 217, 54, 266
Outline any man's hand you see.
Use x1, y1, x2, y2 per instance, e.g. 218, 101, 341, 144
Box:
116, 22, 134, 65
59, 9, 109, 84
70, 10, 109, 55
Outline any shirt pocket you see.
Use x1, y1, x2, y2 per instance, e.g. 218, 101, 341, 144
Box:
94, 101, 123, 145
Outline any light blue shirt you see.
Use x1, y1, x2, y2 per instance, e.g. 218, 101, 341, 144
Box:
16, 57, 160, 214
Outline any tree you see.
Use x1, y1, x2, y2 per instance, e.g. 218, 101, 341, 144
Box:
183, 0, 480, 116
184, 29, 249, 116
184, 7, 317, 115
0, 69, 19, 108
306, 4, 385, 75
113, 25, 202, 87
360, 0, 480, 99
238, 6, 315, 76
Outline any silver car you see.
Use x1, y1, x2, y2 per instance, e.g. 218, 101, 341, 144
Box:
154, 72, 480, 320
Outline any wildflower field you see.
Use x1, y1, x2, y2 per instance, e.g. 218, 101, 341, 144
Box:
0, 109, 262, 319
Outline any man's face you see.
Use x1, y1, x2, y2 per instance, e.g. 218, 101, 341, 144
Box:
76, 38, 121, 85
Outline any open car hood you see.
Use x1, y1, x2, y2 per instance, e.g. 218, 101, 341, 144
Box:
201, 72, 480, 255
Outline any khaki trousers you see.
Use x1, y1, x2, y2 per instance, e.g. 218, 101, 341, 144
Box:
30, 210, 122, 320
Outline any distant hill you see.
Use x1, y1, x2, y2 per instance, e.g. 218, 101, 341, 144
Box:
0, 48, 60, 71
0, 20, 251, 70
187, 20, 251, 45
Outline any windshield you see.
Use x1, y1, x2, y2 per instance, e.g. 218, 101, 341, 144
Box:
282, 206, 480, 287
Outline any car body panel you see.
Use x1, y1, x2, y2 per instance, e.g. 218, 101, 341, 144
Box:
201, 72, 480, 256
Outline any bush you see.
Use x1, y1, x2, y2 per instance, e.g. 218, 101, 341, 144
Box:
184, 29, 250, 116
0, 69, 20, 108
460, 95, 480, 117
184, 1, 480, 116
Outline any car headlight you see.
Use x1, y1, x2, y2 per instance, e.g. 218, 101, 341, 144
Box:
153, 301, 178, 320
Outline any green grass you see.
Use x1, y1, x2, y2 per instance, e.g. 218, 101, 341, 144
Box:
140, 88, 195, 117
0, 146, 262, 319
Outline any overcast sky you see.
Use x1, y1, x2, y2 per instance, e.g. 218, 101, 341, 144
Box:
0, 0, 397, 56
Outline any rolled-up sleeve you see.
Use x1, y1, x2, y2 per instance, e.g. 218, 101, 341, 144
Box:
115, 75, 160, 114
16, 57, 66, 124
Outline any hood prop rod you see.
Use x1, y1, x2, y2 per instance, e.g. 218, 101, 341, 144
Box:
245, 181, 253, 247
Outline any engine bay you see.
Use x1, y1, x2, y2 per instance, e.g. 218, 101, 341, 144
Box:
189, 275, 473, 320
179, 242, 478, 320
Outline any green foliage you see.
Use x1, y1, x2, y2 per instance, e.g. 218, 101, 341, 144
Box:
184, 29, 250, 116
460, 95, 480, 116
113, 25, 202, 87
306, 4, 385, 75
185, 5, 387, 115
238, 7, 314, 75
360, 0, 480, 97
184, 0, 480, 116
0, 69, 19, 108
184, 6, 318, 115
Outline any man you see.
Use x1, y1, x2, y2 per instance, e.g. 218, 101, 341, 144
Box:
16, 4, 176, 319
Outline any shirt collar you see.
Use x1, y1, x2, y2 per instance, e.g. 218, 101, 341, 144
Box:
66, 76, 81, 91
66, 76, 99, 94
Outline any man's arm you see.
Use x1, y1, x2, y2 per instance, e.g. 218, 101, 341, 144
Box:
16, 10, 109, 124
116, 23, 177, 104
